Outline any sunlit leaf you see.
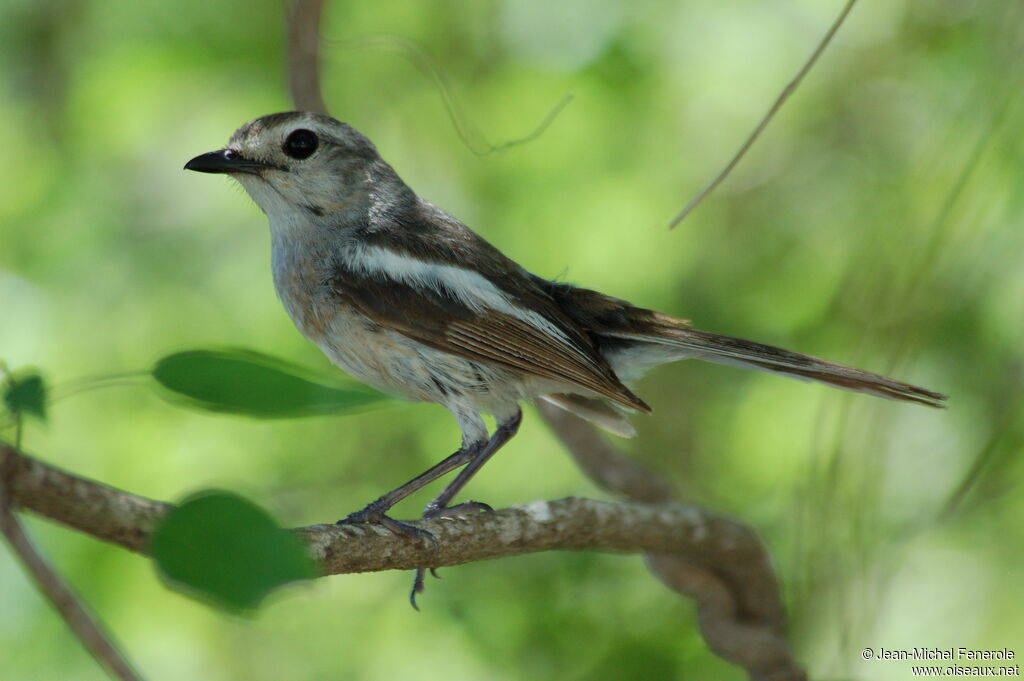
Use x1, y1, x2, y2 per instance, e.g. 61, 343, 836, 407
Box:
3, 372, 47, 421
150, 491, 317, 612
151, 348, 388, 418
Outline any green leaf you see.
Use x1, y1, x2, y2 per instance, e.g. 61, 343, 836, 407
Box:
150, 491, 317, 612
151, 348, 388, 418
3, 372, 47, 421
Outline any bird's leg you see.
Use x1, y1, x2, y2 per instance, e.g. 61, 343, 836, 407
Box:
411, 408, 523, 607
421, 408, 522, 519
337, 443, 483, 541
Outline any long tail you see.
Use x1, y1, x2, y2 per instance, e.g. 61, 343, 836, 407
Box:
608, 326, 947, 408
533, 278, 947, 410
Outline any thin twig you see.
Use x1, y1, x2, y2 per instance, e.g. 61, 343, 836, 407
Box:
0, 448, 144, 681
289, 10, 574, 154
667, 0, 859, 229
938, 396, 1023, 521
323, 34, 572, 156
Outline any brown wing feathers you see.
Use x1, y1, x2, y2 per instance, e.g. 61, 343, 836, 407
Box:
327, 267, 650, 412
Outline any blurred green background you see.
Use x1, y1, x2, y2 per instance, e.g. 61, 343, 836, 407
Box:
1, 0, 1021, 679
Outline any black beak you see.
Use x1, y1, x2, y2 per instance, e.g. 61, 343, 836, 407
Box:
184, 149, 276, 174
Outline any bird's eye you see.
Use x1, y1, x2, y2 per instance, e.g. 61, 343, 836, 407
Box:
282, 129, 318, 160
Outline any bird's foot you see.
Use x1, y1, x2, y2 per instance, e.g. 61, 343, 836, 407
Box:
337, 499, 437, 547
409, 500, 493, 609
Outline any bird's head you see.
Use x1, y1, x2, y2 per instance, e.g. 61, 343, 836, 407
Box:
185, 111, 405, 224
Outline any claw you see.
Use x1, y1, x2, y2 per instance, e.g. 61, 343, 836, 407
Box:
410, 568, 427, 610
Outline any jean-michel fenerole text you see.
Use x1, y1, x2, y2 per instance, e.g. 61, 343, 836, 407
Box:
874, 648, 1015, 661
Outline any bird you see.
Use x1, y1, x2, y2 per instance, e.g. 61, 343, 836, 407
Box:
185, 111, 946, 602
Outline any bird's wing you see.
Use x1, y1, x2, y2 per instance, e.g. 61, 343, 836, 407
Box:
326, 247, 649, 412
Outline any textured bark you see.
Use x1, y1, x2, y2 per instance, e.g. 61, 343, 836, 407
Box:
2, 444, 170, 554
3, 444, 758, 575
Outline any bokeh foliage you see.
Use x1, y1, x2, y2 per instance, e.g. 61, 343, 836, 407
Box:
152, 349, 389, 417
1, 1, 1021, 680
150, 490, 317, 612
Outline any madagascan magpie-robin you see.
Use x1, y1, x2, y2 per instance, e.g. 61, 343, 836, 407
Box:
185, 111, 946, 602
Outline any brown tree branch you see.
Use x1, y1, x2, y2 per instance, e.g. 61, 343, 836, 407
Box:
2, 443, 763, 572
3, 443, 170, 554
667, 0, 859, 228
286, 0, 328, 114
1, 447, 145, 681
3, 439, 805, 680
538, 403, 805, 681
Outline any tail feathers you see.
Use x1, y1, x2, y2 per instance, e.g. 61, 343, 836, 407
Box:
609, 327, 947, 408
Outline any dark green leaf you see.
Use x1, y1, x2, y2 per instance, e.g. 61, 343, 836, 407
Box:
3, 372, 47, 421
152, 348, 388, 418
150, 491, 317, 612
